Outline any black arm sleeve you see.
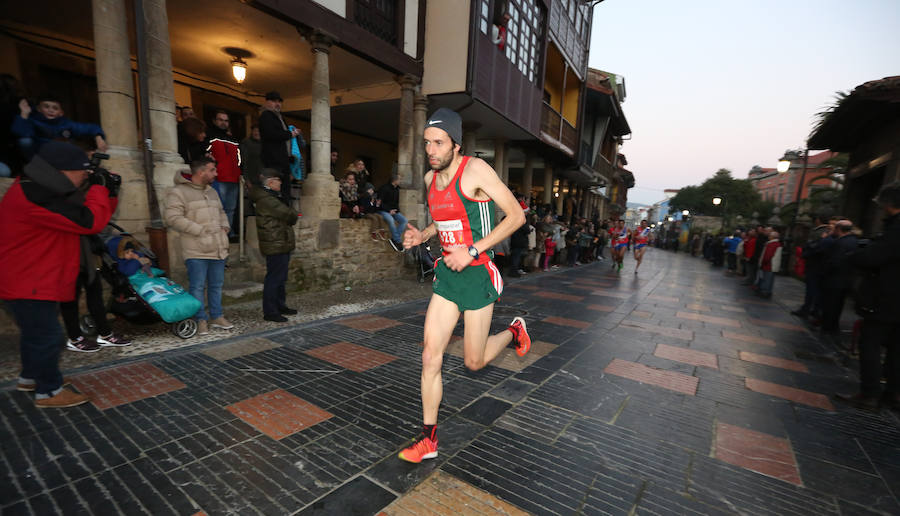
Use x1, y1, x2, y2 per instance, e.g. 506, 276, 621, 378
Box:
259, 112, 292, 142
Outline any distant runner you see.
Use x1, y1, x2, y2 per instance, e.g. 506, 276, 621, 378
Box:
399, 108, 531, 463
633, 219, 651, 274
609, 219, 629, 273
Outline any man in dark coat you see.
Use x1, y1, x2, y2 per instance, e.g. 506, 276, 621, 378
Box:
249, 168, 299, 322
792, 216, 832, 319
818, 221, 858, 334
258, 91, 300, 204
837, 182, 900, 411
376, 173, 407, 251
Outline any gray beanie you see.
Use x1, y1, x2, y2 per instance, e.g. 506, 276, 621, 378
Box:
425, 108, 462, 145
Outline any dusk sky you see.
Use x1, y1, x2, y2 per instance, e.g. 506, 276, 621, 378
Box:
589, 0, 900, 206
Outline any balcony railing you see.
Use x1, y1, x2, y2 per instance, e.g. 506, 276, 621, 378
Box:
352, 0, 398, 46
540, 102, 577, 154
561, 120, 577, 152
541, 102, 561, 141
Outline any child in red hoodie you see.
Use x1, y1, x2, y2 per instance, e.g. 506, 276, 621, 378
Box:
543, 236, 556, 271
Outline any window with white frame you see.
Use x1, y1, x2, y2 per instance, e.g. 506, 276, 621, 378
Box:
498, 0, 542, 83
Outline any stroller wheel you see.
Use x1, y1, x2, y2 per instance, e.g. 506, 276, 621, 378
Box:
80, 315, 97, 336
172, 319, 198, 339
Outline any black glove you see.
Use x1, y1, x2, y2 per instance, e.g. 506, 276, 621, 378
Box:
88, 167, 110, 188
88, 167, 121, 197
106, 172, 122, 198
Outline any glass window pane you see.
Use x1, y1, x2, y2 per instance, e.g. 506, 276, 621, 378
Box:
482, 1, 488, 18
481, 19, 487, 34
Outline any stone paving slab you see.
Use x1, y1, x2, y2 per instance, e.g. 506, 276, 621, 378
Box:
1, 251, 899, 515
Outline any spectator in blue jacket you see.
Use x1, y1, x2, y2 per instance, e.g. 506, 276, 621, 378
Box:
11, 97, 108, 160
723, 231, 742, 273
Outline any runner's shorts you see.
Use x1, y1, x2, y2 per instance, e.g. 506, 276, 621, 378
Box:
433, 258, 503, 311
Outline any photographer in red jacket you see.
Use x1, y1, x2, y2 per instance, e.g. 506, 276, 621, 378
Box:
0, 142, 118, 408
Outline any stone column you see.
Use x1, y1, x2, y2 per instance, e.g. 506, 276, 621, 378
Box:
411, 92, 428, 226
396, 75, 417, 187
522, 150, 534, 204
92, 0, 147, 233
300, 32, 340, 221
462, 122, 480, 156
142, 0, 182, 182
397, 75, 419, 222
493, 138, 507, 183
542, 165, 554, 204
556, 179, 566, 214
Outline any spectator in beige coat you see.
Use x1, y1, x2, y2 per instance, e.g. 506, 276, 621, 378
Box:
164, 157, 233, 335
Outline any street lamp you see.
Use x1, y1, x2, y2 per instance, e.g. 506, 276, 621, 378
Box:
712, 195, 726, 231
779, 149, 810, 275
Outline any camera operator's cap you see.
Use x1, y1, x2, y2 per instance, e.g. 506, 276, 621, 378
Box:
426, 108, 462, 145
38, 141, 91, 171
264, 91, 283, 101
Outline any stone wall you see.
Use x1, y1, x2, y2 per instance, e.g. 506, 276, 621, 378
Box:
226, 214, 409, 293
286, 216, 409, 291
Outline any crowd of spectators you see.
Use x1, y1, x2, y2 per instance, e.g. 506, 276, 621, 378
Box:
682, 184, 900, 412
489, 203, 612, 278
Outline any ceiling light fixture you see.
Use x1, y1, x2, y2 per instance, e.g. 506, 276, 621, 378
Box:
223, 47, 254, 84
231, 58, 247, 83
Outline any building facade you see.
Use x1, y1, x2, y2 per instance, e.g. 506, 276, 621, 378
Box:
747, 151, 838, 207
1, 0, 636, 288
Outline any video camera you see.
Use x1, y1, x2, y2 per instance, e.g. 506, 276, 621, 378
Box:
89, 152, 110, 171
86, 152, 122, 197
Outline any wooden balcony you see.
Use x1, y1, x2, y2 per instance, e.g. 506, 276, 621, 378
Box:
540, 102, 576, 155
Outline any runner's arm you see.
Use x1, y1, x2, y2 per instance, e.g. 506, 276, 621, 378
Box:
467, 158, 526, 256
402, 171, 436, 248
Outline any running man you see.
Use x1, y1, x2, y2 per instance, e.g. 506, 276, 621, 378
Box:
609, 219, 629, 272
400, 108, 531, 463
633, 220, 651, 274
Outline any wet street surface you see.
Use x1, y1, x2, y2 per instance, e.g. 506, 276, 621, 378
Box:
1, 250, 898, 515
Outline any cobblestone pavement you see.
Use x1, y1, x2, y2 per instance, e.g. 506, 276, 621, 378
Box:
2, 251, 898, 515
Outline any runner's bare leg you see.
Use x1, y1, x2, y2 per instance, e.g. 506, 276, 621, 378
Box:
462, 302, 513, 371
421, 293, 460, 425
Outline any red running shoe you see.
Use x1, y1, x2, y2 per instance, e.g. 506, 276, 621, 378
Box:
509, 317, 531, 357
398, 435, 438, 463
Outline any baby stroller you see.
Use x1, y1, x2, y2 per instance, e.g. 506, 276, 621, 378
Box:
412, 242, 436, 283
80, 223, 201, 339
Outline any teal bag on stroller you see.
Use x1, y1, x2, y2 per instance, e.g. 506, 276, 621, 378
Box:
128, 268, 202, 323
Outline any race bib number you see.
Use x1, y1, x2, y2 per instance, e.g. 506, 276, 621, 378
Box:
436, 219, 465, 248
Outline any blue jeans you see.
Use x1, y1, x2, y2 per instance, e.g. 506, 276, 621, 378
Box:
378, 211, 408, 243
263, 253, 290, 316
758, 270, 775, 295
5, 300, 64, 395
213, 181, 239, 236
185, 259, 226, 320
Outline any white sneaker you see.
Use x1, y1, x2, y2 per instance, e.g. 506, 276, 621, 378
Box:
96, 333, 132, 347
210, 317, 234, 330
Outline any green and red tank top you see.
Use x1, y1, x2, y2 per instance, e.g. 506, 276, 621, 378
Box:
427, 156, 495, 265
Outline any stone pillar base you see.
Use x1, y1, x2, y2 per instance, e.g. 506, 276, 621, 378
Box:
151, 158, 188, 276
300, 173, 340, 221
398, 189, 422, 227
104, 148, 150, 240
